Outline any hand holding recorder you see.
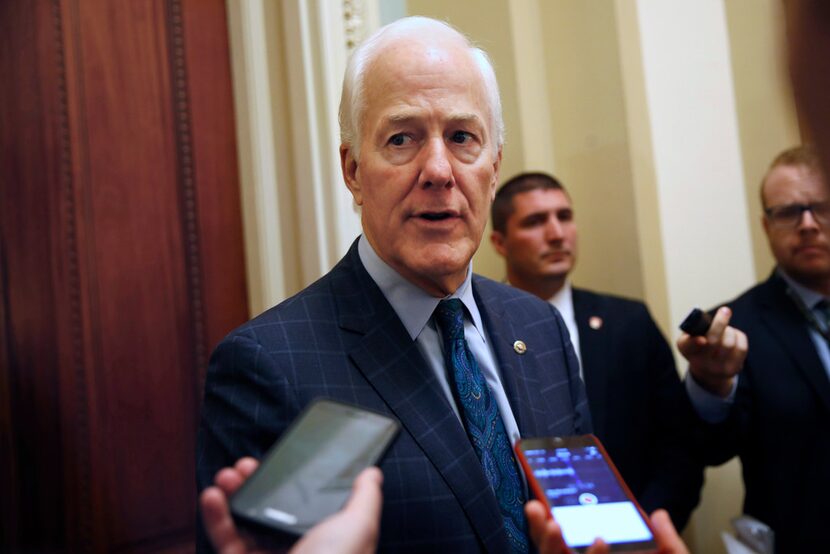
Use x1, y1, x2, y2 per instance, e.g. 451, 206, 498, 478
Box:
677, 306, 748, 398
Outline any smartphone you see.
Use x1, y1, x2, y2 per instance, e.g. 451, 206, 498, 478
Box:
515, 435, 656, 553
230, 399, 400, 536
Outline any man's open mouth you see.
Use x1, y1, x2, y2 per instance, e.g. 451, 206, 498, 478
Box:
419, 212, 455, 221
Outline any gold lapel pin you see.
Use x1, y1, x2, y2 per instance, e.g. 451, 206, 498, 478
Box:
589, 316, 603, 330
513, 340, 527, 354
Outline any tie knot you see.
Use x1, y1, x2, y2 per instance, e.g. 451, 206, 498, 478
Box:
435, 298, 465, 341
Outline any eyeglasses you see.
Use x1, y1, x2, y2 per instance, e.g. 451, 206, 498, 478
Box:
764, 200, 830, 228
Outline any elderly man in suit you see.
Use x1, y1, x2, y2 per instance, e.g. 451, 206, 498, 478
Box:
196, 16, 593, 553
679, 145, 830, 552
489, 172, 705, 531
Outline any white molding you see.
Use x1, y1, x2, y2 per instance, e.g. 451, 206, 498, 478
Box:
507, 0, 555, 173
282, 0, 378, 282
227, 0, 382, 309
226, 0, 287, 315
282, 0, 334, 282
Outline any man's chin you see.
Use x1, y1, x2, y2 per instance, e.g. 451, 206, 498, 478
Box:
541, 261, 573, 278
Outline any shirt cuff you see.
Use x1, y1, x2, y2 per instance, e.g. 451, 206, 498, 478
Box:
685, 372, 737, 424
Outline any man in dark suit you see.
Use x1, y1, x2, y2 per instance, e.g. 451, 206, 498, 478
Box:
490, 172, 704, 530
196, 17, 592, 553
679, 145, 830, 552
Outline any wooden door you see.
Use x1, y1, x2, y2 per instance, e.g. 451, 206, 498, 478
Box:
0, 0, 249, 551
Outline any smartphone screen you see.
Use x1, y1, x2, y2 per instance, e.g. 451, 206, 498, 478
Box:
517, 435, 656, 552
230, 399, 399, 535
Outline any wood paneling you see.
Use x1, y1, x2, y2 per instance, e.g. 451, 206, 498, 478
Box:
0, 0, 248, 551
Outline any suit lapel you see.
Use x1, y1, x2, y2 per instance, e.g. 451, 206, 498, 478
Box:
760, 275, 830, 413
475, 278, 573, 438
331, 247, 508, 552
572, 288, 609, 434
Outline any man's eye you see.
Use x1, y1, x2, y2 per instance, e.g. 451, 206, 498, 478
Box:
388, 134, 410, 146
450, 131, 473, 144
522, 215, 546, 227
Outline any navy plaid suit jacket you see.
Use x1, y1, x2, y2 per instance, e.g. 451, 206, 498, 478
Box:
196, 241, 592, 552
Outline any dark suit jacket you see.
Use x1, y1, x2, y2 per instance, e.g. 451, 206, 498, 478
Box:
572, 288, 704, 530
197, 242, 592, 553
707, 272, 830, 552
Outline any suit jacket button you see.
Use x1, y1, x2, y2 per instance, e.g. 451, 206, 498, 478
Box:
513, 340, 527, 354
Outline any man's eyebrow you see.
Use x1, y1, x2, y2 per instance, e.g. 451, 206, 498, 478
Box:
384, 112, 421, 126
447, 113, 484, 127
519, 211, 549, 223
381, 112, 485, 127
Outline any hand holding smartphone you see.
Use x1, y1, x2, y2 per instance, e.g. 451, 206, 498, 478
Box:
515, 435, 656, 553
230, 399, 399, 536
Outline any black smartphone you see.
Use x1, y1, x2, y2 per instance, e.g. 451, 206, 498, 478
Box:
230, 399, 399, 536
515, 435, 656, 553
679, 307, 713, 336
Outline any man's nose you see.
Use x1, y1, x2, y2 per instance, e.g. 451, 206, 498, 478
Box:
798, 208, 821, 231
419, 138, 453, 189
545, 218, 564, 240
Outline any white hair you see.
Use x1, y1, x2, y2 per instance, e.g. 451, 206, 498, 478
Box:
338, 16, 504, 161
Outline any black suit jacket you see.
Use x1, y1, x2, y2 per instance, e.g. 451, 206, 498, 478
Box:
197, 242, 592, 553
572, 288, 704, 530
708, 272, 830, 552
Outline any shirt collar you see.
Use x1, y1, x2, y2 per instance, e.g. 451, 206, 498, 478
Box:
548, 280, 574, 313
777, 267, 827, 310
358, 235, 486, 341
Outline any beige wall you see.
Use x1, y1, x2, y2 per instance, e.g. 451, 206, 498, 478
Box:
539, 1, 646, 302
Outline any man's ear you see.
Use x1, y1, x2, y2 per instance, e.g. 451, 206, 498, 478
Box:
340, 144, 363, 205
490, 229, 507, 257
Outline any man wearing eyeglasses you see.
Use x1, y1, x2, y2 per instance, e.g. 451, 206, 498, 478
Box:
679, 144, 830, 552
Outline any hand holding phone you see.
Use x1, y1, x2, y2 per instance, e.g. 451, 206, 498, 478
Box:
229, 399, 399, 536
515, 435, 656, 553
201, 461, 385, 554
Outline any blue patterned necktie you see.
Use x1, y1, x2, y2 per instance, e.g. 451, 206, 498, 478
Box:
434, 299, 529, 553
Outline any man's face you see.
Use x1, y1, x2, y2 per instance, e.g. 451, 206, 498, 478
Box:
340, 40, 501, 296
762, 164, 830, 285
491, 188, 578, 285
